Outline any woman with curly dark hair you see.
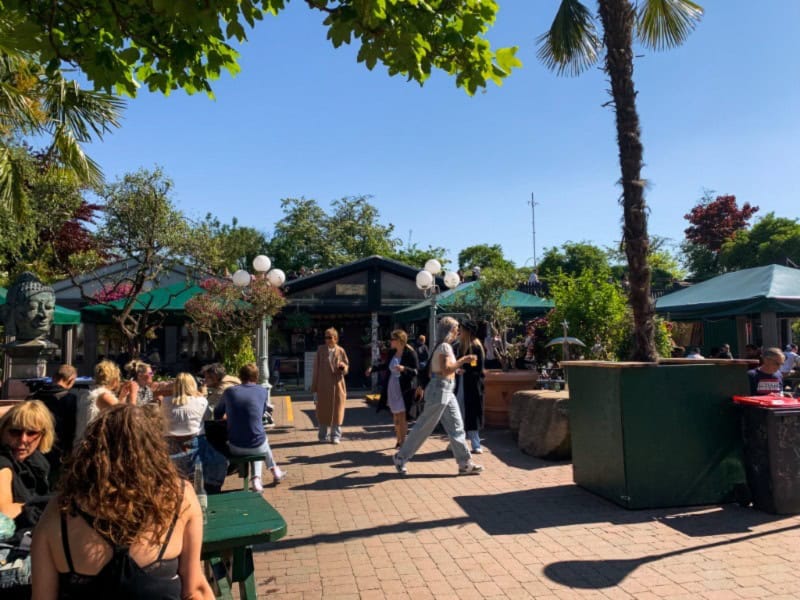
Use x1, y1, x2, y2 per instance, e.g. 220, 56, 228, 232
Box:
30, 404, 213, 599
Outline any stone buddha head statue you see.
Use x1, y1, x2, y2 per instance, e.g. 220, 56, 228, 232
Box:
2, 272, 56, 342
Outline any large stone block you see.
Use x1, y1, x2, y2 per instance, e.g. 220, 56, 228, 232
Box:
513, 390, 571, 460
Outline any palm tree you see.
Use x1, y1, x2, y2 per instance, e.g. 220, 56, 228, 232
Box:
537, 0, 702, 361
0, 16, 124, 216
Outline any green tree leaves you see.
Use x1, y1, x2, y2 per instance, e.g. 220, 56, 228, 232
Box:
3, 0, 519, 97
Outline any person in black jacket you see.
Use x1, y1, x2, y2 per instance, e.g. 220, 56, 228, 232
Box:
454, 319, 486, 453
366, 330, 419, 447
29, 364, 78, 483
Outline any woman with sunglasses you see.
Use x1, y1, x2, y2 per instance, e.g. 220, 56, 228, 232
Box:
310, 328, 349, 444
0, 400, 54, 530
119, 360, 155, 406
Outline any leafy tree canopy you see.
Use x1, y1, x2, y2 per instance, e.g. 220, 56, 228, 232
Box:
196, 215, 270, 275
719, 213, 800, 271
69, 167, 215, 353
4, 0, 520, 97
0, 39, 124, 214
537, 241, 610, 281
608, 235, 685, 286
0, 146, 102, 283
684, 192, 758, 252
458, 244, 515, 272
267, 195, 405, 274
392, 243, 450, 270
681, 191, 759, 279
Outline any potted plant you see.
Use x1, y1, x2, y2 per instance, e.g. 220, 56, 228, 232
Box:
448, 266, 539, 428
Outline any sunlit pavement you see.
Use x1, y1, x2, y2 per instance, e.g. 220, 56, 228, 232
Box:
226, 395, 800, 599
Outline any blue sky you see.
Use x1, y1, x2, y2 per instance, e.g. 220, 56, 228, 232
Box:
85, 1, 800, 270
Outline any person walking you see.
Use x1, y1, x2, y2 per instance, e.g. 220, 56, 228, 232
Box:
454, 320, 485, 454
393, 317, 483, 476
311, 328, 349, 444
366, 330, 419, 448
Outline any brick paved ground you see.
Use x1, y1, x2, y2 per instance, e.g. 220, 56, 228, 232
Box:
229, 395, 800, 599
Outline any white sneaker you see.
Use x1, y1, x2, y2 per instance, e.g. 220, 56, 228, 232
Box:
393, 453, 407, 475
250, 476, 264, 493
471, 447, 484, 454
272, 469, 287, 485
458, 463, 483, 476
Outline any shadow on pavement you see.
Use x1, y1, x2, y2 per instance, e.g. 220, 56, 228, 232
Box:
288, 469, 459, 491
255, 515, 471, 552
455, 485, 792, 537
543, 522, 800, 589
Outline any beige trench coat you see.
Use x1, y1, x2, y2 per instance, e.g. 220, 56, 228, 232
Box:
311, 344, 349, 426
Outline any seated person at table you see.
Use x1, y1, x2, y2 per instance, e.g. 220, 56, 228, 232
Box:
0, 401, 55, 592
74, 359, 121, 442
747, 347, 785, 395
31, 404, 214, 599
214, 363, 285, 493
162, 373, 209, 479
162, 373, 228, 492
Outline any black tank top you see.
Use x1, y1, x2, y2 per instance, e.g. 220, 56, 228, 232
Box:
58, 498, 183, 599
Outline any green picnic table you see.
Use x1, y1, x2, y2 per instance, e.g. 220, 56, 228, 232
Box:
202, 491, 287, 599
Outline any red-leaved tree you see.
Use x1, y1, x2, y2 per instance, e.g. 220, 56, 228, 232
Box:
684, 194, 759, 252
682, 193, 759, 279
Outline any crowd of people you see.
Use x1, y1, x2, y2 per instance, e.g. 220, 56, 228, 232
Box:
0, 355, 289, 597
9, 313, 799, 596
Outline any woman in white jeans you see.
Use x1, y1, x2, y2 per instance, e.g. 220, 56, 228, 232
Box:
393, 316, 483, 476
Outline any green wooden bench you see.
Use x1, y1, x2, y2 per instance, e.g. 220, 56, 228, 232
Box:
202, 491, 287, 599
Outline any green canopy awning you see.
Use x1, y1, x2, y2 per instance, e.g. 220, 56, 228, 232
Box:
81, 282, 204, 324
0, 287, 81, 325
394, 281, 554, 322
656, 264, 800, 320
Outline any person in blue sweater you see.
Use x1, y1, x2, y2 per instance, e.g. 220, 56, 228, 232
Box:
213, 363, 286, 492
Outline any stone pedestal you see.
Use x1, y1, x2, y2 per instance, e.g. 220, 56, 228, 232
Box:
511, 389, 571, 460
2, 339, 58, 398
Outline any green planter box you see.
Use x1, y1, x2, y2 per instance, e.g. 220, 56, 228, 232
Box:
564, 360, 752, 509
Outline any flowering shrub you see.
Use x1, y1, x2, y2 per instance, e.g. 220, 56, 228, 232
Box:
92, 282, 134, 304
185, 276, 287, 371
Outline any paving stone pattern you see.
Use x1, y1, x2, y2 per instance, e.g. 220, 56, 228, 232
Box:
225, 396, 800, 599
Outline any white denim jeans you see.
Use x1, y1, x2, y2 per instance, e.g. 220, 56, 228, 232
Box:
228, 437, 276, 480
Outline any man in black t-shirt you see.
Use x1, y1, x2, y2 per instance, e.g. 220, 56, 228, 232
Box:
30, 364, 78, 480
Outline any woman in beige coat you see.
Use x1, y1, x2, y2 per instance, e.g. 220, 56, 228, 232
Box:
311, 328, 349, 444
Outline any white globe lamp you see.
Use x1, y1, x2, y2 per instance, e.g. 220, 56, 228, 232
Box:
266, 268, 286, 287
253, 255, 271, 273
443, 271, 460, 289
232, 269, 251, 288
416, 270, 434, 290
424, 259, 442, 275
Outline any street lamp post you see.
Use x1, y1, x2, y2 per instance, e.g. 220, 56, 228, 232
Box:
232, 255, 286, 403
416, 259, 460, 347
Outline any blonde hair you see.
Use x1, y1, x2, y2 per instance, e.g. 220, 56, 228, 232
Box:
94, 360, 121, 390
324, 328, 338, 343
0, 400, 55, 454
763, 347, 786, 365
171, 372, 198, 406
391, 329, 408, 345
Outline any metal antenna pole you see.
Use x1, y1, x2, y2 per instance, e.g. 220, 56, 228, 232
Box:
533, 194, 536, 269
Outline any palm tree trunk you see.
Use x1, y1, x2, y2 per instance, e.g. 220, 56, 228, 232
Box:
597, 0, 656, 361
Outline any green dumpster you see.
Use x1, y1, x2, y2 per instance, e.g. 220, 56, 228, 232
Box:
564, 359, 752, 509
